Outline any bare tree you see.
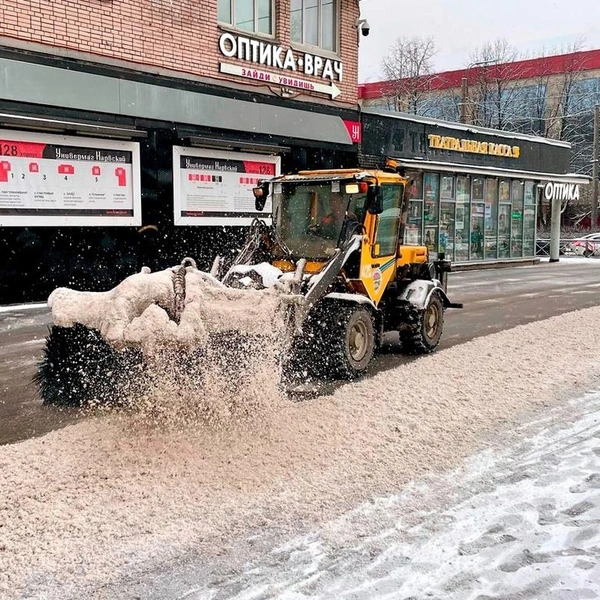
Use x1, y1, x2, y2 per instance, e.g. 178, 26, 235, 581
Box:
467, 39, 524, 129
380, 36, 437, 114
548, 42, 591, 143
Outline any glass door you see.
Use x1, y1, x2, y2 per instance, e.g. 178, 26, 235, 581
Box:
470, 203, 485, 260
471, 178, 485, 260
523, 181, 536, 257
511, 180, 524, 257
484, 178, 498, 259
498, 180, 511, 258
455, 175, 470, 262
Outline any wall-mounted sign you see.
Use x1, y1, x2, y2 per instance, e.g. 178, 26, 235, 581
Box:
219, 63, 340, 99
218, 32, 343, 97
0, 129, 141, 226
173, 146, 281, 226
544, 182, 580, 202
428, 134, 521, 159
343, 120, 362, 144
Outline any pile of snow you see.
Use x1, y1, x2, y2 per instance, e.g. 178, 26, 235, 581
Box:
3, 306, 600, 598
48, 265, 286, 351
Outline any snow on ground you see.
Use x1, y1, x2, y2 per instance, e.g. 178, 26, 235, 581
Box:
2, 306, 600, 599
189, 392, 600, 600
540, 257, 600, 264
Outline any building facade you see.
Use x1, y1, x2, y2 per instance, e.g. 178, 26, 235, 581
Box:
361, 109, 588, 263
0, 0, 363, 303
360, 49, 600, 177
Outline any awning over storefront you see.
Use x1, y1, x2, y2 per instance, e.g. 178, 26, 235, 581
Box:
393, 157, 591, 185
0, 112, 147, 139
0, 57, 354, 146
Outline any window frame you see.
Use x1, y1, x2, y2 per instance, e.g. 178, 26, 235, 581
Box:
218, 0, 275, 37
290, 0, 339, 53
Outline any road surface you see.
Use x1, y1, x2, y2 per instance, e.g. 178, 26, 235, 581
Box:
1, 259, 599, 445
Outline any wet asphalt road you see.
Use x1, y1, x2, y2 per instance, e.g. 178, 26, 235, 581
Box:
1, 260, 599, 446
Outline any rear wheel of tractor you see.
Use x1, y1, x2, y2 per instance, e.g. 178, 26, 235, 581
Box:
328, 306, 375, 379
401, 294, 444, 355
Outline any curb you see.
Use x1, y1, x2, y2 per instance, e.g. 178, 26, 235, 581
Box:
452, 258, 541, 272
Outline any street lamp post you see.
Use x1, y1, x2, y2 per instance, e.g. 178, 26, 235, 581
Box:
459, 59, 499, 125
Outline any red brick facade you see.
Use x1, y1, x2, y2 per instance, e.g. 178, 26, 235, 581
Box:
0, 0, 359, 106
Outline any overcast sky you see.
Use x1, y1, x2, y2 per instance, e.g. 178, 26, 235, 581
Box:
358, 0, 600, 82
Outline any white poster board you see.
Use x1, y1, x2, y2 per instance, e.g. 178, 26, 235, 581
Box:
0, 129, 141, 227
173, 146, 281, 226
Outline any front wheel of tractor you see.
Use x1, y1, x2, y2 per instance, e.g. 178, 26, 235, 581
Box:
326, 305, 375, 379
400, 294, 444, 355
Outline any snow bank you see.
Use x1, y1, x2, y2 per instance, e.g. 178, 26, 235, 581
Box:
3, 306, 600, 598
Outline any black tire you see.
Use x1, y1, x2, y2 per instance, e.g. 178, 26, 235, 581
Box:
400, 294, 444, 355
326, 306, 375, 379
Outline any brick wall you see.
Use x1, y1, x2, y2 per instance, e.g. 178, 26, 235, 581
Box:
0, 0, 359, 106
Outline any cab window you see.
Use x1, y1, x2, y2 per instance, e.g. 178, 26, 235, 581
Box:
373, 183, 403, 257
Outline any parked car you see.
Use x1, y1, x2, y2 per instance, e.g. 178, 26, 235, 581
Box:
565, 233, 600, 256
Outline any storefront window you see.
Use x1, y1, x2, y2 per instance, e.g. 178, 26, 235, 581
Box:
456, 176, 470, 202
511, 180, 524, 257
484, 178, 498, 259
440, 175, 454, 200
291, 0, 337, 51
523, 181, 537, 256
423, 173, 439, 254
472, 177, 484, 202
440, 202, 455, 258
498, 180, 511, 258
219, 0, 273, 34
407, 172, 423, 199
406, 201, 423, 245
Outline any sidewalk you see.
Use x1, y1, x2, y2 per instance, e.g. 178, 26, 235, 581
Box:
0, 302, 48, 314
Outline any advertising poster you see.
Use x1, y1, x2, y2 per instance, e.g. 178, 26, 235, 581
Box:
0, 129, 141, 226
440, 175, 454, 199
423, 173, 439, 225
424, 226, 437, 251
456, 176, 470, 202
173, 147, 281, 226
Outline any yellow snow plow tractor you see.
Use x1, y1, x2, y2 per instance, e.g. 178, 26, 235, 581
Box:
37, 159, 461, 406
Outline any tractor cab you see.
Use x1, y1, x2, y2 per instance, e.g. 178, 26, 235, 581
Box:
269, 177, 369, 261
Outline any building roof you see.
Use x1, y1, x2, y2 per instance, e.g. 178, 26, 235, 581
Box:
359, 49, 600, 100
